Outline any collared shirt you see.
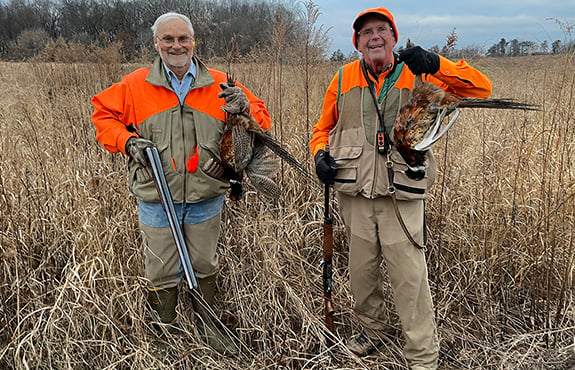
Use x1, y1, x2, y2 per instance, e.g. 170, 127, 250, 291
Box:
164, 62, 197, 105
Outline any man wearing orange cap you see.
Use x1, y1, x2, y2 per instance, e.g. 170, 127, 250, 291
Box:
310, 7, 492, 369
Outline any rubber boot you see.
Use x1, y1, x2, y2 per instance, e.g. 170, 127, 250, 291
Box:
192, 274, 239, 354
146, 286, 181, 337
148, 286, 178, 323
198, 274, 217, 306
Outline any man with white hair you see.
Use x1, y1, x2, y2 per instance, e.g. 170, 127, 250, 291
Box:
91, 12, 271, 353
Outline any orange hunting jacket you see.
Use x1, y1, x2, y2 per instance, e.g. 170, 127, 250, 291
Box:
310, 55, 492, 200
91, 56, 271, 203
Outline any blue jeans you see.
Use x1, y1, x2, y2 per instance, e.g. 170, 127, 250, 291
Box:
138, 194, 224, 227
138, 194, 224, 286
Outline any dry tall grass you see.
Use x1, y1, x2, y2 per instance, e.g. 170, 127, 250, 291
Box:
0, 54, 573, 369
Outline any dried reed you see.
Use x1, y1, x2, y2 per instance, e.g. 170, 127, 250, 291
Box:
0, 54, 573, 369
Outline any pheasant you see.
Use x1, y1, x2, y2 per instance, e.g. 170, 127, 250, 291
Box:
393, 75, 539, 179
219, 74, 313, 199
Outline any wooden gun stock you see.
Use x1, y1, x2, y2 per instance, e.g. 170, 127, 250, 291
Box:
323, 220, 335, 335
321, 145, 336, 344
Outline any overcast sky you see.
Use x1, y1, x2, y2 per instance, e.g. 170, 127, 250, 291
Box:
308, 1, 575, 55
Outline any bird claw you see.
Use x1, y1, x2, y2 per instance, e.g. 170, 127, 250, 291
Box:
414, 108, 461, 151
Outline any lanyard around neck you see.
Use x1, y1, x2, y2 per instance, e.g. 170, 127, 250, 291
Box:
360, 57, 404, 153
361, 59, 390, 153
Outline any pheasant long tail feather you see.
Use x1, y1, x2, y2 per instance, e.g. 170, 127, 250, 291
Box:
224, 71, 313, 180
254, 132, 313, 179
458, 98, 539, 111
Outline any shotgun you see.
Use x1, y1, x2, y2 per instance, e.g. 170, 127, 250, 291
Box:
145, 148, 245, 355
320, 145, 336, 343
146, 147, 198, 291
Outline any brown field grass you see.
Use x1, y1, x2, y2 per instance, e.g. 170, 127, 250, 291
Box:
0, 54, 574, 369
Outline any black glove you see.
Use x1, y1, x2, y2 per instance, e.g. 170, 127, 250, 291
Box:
125, 137, 155, 182
218, 83, 250, 115
314, 149, 337, 184
398, 46, 440, 75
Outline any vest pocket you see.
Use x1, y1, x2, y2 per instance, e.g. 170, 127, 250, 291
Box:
392, 170, 428, 199
128, 146, 170, 202
332, 145, 362, 193
389, 148, 436, 200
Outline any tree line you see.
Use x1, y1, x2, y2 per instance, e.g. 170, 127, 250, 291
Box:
2, 0, 573, 64
485, 37, 569, 57
0, 0, 329, 63
330, 26, 574, 62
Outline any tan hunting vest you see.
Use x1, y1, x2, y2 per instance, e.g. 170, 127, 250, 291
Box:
329, 62, 437, 201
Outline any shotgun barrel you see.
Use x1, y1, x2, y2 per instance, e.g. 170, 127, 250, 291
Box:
146, 147, 246, 355
146, 147, 199, 291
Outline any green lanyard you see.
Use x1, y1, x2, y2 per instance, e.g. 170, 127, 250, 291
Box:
360, 58, 403, 153
365, 60, 403, 104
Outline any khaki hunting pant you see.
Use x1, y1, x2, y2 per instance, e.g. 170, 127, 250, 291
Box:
337, 193, 439, 367
139, 213, 221, 289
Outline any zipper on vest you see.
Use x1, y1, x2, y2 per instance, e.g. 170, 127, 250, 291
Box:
182, 105, 188, 197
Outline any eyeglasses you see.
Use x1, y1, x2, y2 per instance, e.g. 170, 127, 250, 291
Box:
158, 35, 193, 46
358, 26, 391, 38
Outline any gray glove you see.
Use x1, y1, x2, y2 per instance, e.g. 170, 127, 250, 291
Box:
125, 137, 155, 165
202, 157, 225, 179
125, 137, 155, 182
218, 83, 250, 115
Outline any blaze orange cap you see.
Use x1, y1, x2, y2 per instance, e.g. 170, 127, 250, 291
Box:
352, 7, 398, 49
